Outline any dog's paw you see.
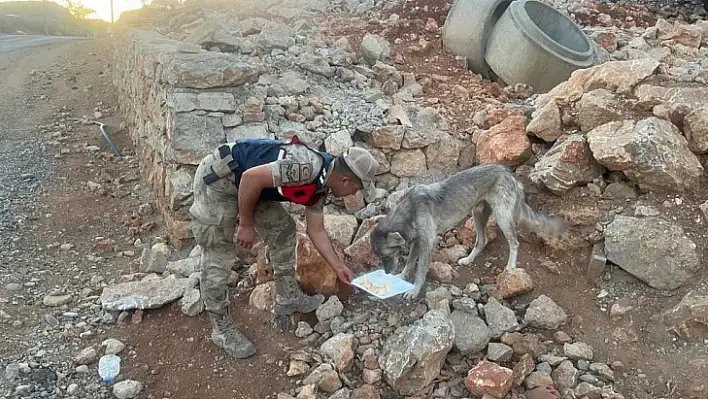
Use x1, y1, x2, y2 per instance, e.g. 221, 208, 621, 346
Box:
457, 256, 472, 266
403, 288, 421, 300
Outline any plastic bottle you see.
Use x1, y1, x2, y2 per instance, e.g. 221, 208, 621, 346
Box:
98, 354, 121, 383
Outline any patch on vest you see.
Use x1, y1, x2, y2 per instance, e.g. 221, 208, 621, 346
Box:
280, 162, 314, 184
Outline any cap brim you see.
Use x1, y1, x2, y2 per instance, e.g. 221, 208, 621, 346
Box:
362, 180, 376, 202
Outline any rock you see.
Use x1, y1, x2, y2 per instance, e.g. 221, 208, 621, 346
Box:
609, 298, 634, 318
524, 295, 568, 330
476, 115, 532, 167
293, 221, 352, 297
5, 283, 22, 292
664, 283, 708, 341
526, 101, 562, 143
360, 34, 391, 65
324, 214, 359, 248
325, 130, 353, 157
74, 347, 97, 365
512, 333, 547, 359
102, 339, 126, 355
380, 310, 455, 395
428, 262, 457, 283
166, 257, 199, 277
179, 288, 204, 317
486, 343, 514, 362
661, 23, 702, 48
362, 368, 382, 384
344, 216, 384, 268
287, 360, 310, 377
483, 298, 519, 338
512, 353, 535, 387
351, 384, 380, 399
564, 342, 594, 361
329, 388, 351, 399
366, 125, 404, 150
113, 380, 143, 399
554, 331, 572, 343
539, 59, 659, 106
424, 133, 462, 172
390, 149, 427, 177
402, 107, 446, 149
271, 71, 309, 97
452, 297, 478, 314
43, 294, 73, 307
317, 296, 344, 322
319, 333, 357, 372
297, 384, 317, 399
525, 371, 554, 389
465, 360, 514, 398
295, 321, 314, 338
587, 118, 703, 193
449, 310, 493, 354
552, 360, 579, 392
496, 268, 535, 299
249, 281, 275, 312
589, 362, 615, 382
575, 382, 602, 399
604, 215, 701, 290
303, 364, 343, 393
426, 286, 453, 312
5, 363, 20, 381
101, 274, 187, 311
683, 106, 708, 154
530, 134, 604, 196
299, 54, 335, 78
577, 89, 623, 133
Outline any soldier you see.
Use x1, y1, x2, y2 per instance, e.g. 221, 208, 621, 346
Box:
189, 135, 379, 359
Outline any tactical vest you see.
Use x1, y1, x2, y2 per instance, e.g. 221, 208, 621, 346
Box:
203, 135, 334, 207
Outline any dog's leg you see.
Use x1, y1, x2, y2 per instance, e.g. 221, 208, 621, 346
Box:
404, 230, 435, 300
396, 240, 419, 282
493, 204, 519, 270
458, 202, 492, 266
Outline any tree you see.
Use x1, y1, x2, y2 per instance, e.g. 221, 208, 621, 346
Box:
63, 0, 96, 19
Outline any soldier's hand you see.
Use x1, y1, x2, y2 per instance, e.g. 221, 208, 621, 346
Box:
236, 224, 256, 249
334, 265, 354, 285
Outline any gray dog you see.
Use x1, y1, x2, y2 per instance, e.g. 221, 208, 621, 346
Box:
370, 164, 567, 299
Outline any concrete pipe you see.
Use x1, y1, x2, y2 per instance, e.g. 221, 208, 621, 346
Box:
442, 0, 514, 79
484, 0, 595, 93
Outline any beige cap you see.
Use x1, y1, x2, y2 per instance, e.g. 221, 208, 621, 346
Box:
342, 147, 379, 197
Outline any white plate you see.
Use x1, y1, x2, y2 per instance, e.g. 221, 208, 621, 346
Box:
351, 270, 415, 299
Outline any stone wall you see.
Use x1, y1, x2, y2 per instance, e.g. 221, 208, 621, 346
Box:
113, 29, 268, 246
112, 17, 480, 249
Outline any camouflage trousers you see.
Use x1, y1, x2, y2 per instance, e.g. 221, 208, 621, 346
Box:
189, 153, 297, 313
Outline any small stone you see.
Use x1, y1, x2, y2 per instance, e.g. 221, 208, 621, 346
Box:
525, 371, 554, 389
43, 294, 73, 307
496, 268, 534, 299
102, 339, 126, 355
67, 383, 80, 395
295, 321, 314, 338
553, 331, 572, 343
486, 343, 513, 362
362, 368, 382, 384
317, 296, 344, 322
319, 333, 357, 372
74, 346, 97, 365
465, 360, 514, 397
524, 295, 568, 330
552, 360, 579, 392
564, 342, 594, 361
113, 380, 143, 399
483, 298, 519, 338
5, 283, 22, 292
5, 363, 20, 381
287, 360, 310, 377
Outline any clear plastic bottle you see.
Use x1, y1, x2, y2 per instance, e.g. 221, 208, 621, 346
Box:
97, 354, 121, 383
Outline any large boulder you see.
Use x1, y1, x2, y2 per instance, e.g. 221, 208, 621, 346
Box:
476, 115, 532, 167
379, 310, 455, 395
604, 215, 702, 290
586, 118, 703, 193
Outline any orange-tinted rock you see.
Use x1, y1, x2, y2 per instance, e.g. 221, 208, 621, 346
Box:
496, 268, 535, 299
465, 360, 514, 398
476, 115, 532, 167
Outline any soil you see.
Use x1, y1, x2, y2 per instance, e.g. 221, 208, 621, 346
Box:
1, 0, 707, 398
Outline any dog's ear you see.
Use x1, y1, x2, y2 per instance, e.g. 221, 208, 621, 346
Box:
387, 232, 406, 247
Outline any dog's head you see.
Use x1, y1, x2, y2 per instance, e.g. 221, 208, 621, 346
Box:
371, 225, 407, 274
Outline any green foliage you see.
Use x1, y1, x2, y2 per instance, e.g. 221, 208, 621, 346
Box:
62, 0, 97, 20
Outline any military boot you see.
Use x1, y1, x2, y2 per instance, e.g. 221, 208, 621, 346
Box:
208, 308, 256, 359
274, 273, 324, 315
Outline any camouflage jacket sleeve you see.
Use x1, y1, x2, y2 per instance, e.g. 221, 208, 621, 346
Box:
268, 144, 323, 187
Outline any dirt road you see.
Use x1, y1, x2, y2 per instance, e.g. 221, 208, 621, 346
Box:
0, 34, 84, 56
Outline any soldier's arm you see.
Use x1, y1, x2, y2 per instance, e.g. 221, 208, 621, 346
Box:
237, 164, 276, 227
304, 200, 348, 274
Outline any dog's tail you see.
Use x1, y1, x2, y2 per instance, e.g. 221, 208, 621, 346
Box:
514, 181, 567, 236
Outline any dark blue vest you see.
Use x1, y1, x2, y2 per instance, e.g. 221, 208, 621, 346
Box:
231, 137, 334, 206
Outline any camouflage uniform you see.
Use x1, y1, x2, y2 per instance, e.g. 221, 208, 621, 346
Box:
189, 143, 330, 359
